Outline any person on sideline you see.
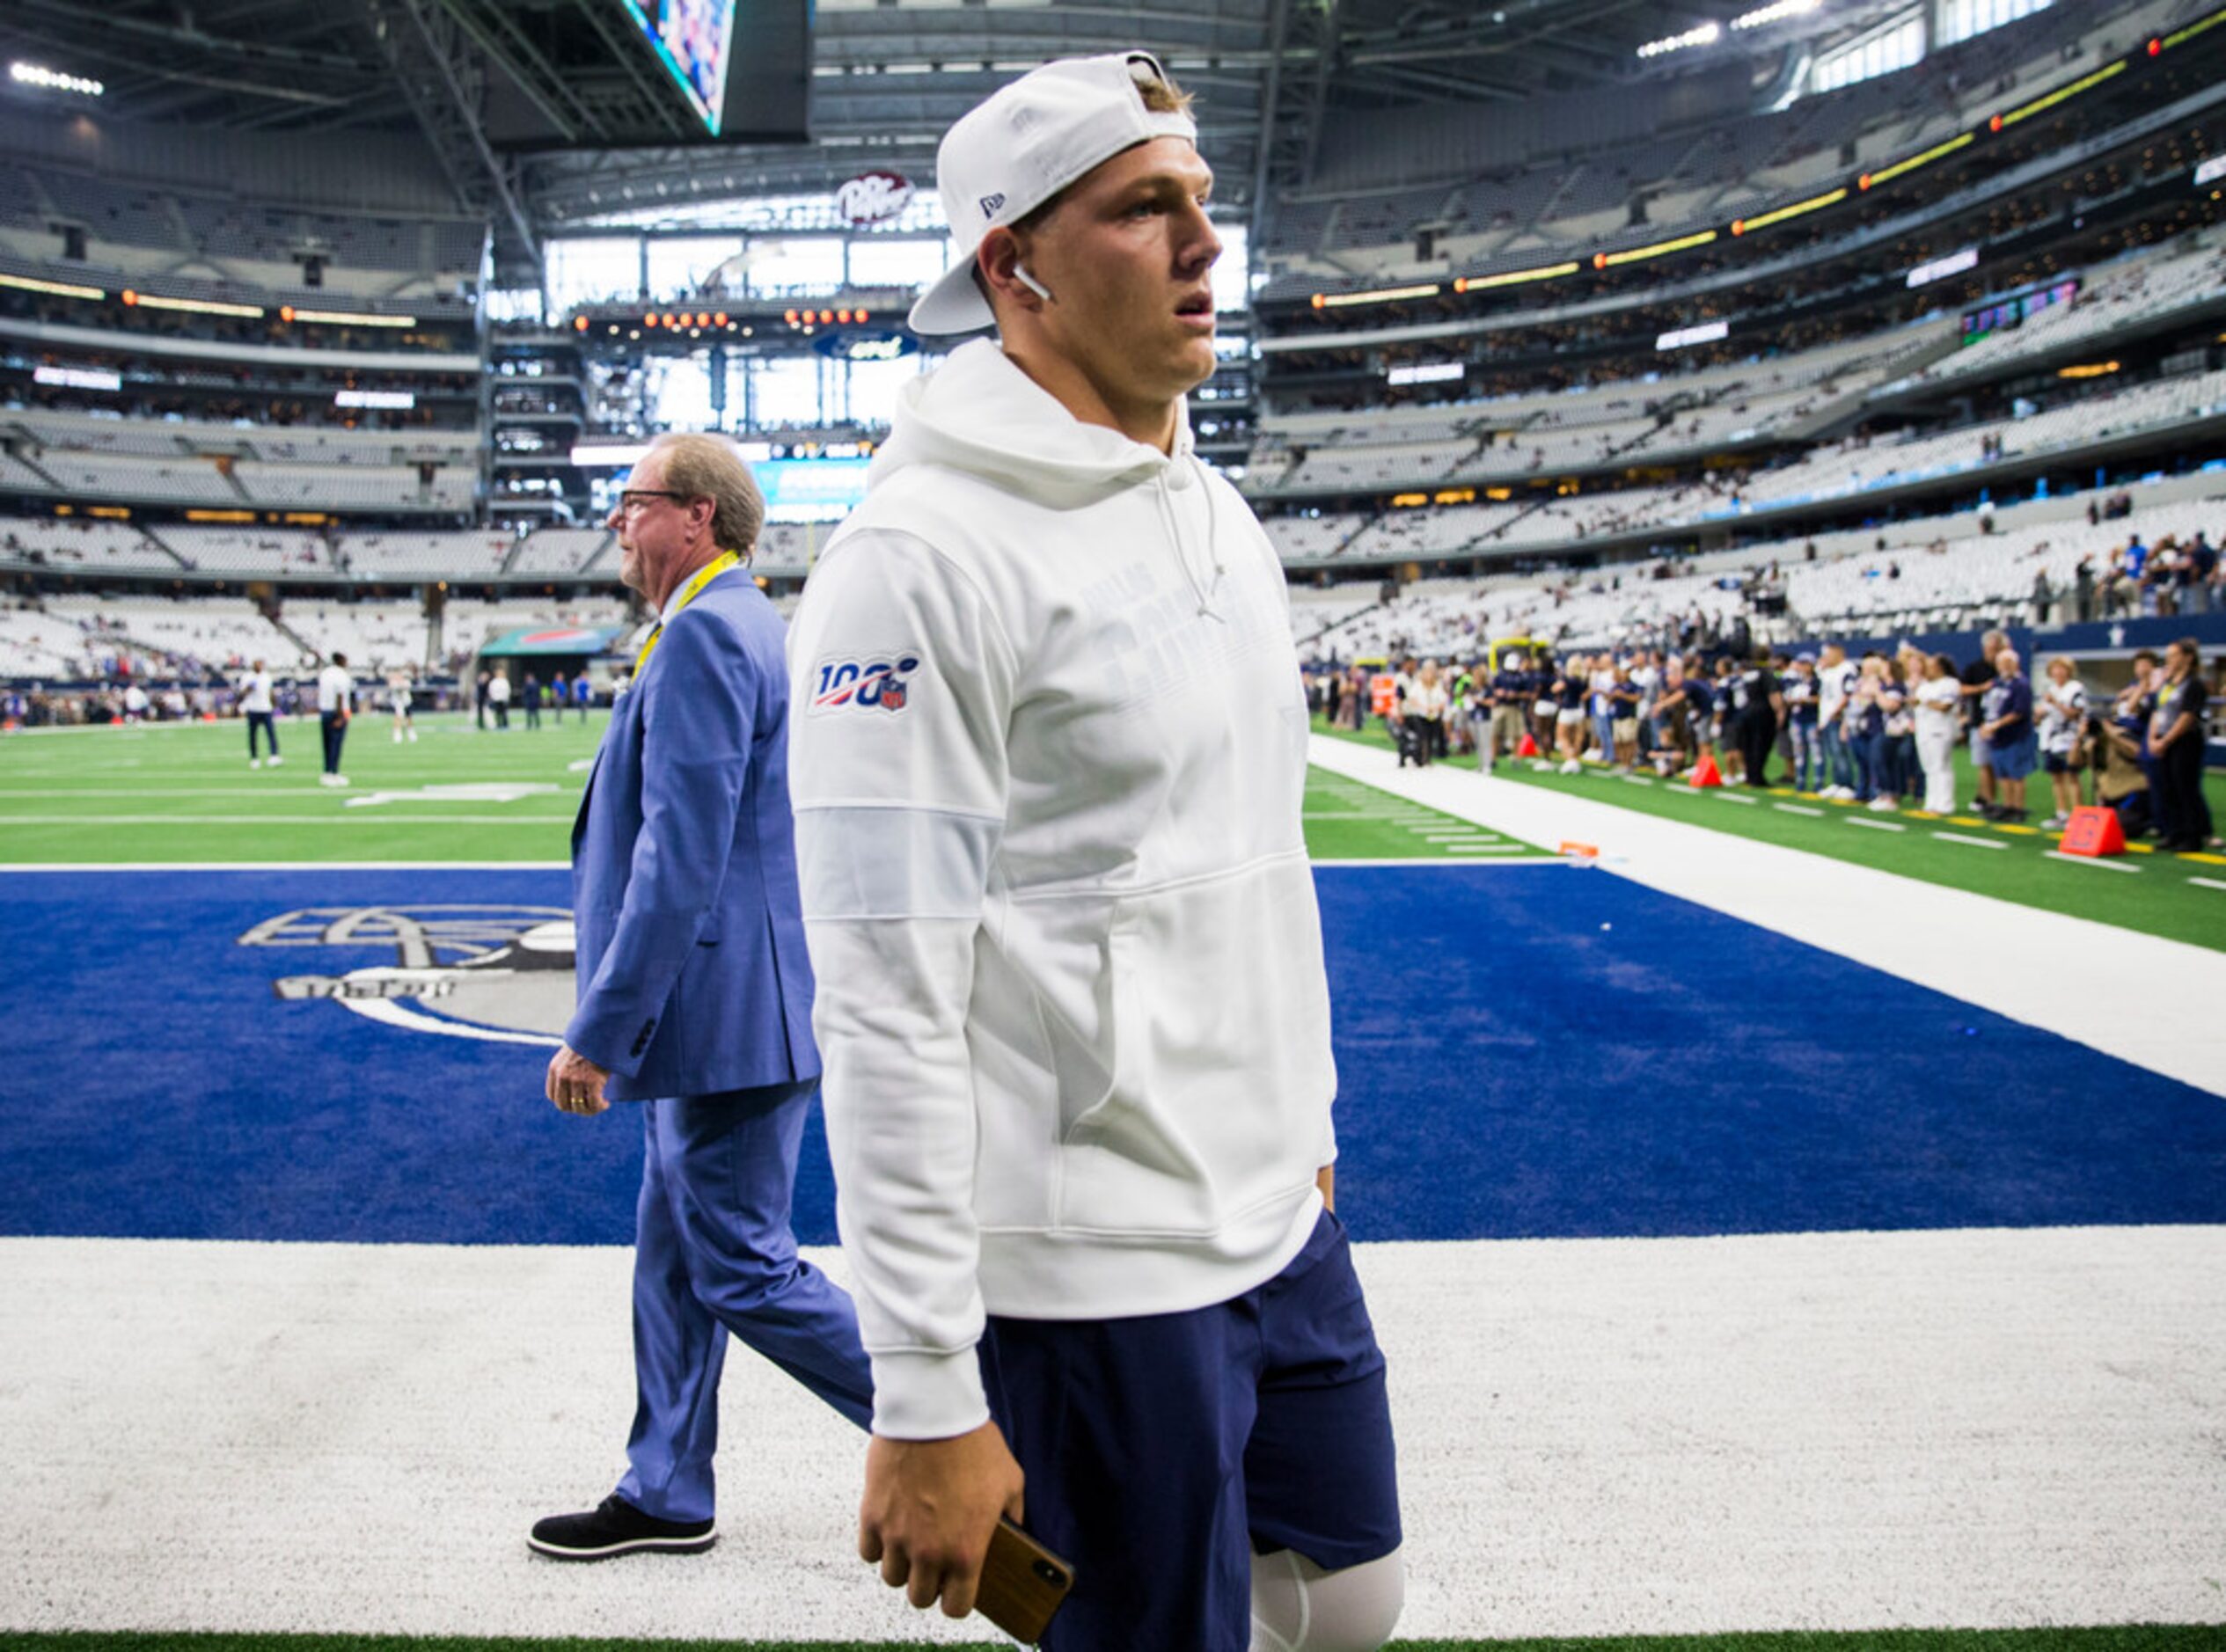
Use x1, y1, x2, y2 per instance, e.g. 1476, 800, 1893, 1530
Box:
786, 53, 1402, 1652
1959, 630, 2010, 814
530, 432, 873, 1562
573, 669, 595, 723
1914, 653, 1963, 815
487, 668, 512, 731
241, 657, 282, 770
1815, 641, 1856, 800
523, 670, 543, 731
2149, 638, 2214, 852
2037, 656, 2088, 830
1979, 645, 2036, 822
386, 668, 417, 744
315, 652, 352, 788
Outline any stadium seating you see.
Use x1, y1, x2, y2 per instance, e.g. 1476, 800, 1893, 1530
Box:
36, 594, 297, 675
1783, 496, 2226, 628
342, 531, 515, 579
1260, 0, 2182, 293
1912, 235, 2226, 386
0, 518, 178, 574
158, 525, 342, 575
504, 529, 613, 577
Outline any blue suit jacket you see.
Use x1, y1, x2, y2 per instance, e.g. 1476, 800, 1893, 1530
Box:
567, 570, 818, 1101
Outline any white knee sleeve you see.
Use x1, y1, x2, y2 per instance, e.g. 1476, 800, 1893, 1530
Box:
1248, 1546, 1404, 1652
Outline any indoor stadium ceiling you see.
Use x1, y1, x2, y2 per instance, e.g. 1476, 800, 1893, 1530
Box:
0, 0, 2111, 251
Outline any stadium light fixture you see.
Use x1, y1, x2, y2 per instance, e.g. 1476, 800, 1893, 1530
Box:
1593, 230, 1717, 269
1859, 132, 1973, 190
1730, 186, 1847, 236
1732, 0, 1820, 28
0, 272, 103, 301
280, 306, 417, 328
1990, 62, 2126, 132
1309, 282, 1441, 309
121, 289, 265, 318
10, 62, 104, 97
1454, 262, 1580, 292
1636, 22, 1720, 58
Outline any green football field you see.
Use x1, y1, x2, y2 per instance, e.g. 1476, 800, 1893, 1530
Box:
0, 712, 1552, 867
1314, 716, 2226, 953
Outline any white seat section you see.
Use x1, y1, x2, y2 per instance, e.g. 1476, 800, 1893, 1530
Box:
0, 518, 174, 573
1784, 496, 2226, 627
35, 594, 297, 675
1307, 568, 1750, 662
341, 531, 515, 578
159, 526, 343, 574
506, 529, 612, 576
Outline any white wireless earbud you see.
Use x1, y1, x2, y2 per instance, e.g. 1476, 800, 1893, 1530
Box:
1014, 264, 1054, 303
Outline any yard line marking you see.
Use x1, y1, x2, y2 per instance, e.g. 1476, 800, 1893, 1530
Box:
1774, 803, 1824, 817
1844, 817, 1906, 832
0, 815, 580, 826
0, 860, 575, 873
1932, 832, 2007, 850
1710, 792, 1758, 806
1622, 774, 1654, 786
2190, 876, 2226, 892
2044, 852, 2141, 873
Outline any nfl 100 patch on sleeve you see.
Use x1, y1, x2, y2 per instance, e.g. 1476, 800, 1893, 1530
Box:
809, 651, 922, 713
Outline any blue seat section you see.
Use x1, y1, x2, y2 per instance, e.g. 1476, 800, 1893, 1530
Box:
0, 866, 2218, 1245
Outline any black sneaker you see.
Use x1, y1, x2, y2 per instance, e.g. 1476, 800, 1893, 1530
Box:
528, 1495, 715, 1561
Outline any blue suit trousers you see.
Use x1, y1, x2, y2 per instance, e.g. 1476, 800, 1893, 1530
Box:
617, 1079, 875, 1523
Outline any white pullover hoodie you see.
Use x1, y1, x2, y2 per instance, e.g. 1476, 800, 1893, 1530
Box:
787, 339, 1336, 1441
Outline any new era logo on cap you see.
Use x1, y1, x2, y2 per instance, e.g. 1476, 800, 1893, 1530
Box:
909, 51, 1198, 336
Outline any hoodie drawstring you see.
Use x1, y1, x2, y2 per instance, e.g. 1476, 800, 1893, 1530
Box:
1159, 453, 1227, 623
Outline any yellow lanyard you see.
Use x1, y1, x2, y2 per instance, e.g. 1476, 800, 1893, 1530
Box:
633, 552, 742, 676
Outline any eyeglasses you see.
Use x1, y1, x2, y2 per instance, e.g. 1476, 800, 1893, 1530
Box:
617, 488, 691, 515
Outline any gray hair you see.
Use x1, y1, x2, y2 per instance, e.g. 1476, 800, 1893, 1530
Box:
650, 432, 765, 559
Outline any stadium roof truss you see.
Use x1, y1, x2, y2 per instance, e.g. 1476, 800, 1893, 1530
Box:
0, 0, 2120, 275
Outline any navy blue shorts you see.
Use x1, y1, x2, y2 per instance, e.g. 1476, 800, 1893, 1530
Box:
980, 1209, 1401, 1652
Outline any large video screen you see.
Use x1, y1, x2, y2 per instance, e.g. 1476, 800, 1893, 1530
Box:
619, 0, 740, 135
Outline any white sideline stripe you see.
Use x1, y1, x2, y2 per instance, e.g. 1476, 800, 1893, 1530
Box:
0, 861, 575, 873
0, 1228, 2218, 1641
1709, 792, 1757, 805
1845, 816, 1907, 832
2193, 876, 2226, 892
1932, 832, 2007, 850
2045, 851, 2142, 874
1309, 735, 2226, 1095
1774, 803, 1824, 817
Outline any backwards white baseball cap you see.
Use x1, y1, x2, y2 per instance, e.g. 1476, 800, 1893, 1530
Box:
907, 51, 1198, 337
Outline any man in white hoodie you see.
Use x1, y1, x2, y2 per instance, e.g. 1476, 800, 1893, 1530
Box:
786, 51, 1402, 1652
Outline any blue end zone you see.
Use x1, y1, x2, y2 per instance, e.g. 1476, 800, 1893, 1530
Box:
1, 865, 2219, 1245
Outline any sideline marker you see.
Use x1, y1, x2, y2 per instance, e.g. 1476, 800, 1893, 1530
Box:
2058, 806, 2126, 859
1689, 755, 1724, 788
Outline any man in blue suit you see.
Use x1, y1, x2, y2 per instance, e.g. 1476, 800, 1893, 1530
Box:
531, 433, 874, 1561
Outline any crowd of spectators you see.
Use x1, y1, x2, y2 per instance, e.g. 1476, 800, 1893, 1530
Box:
1310, 629, 2218, 852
